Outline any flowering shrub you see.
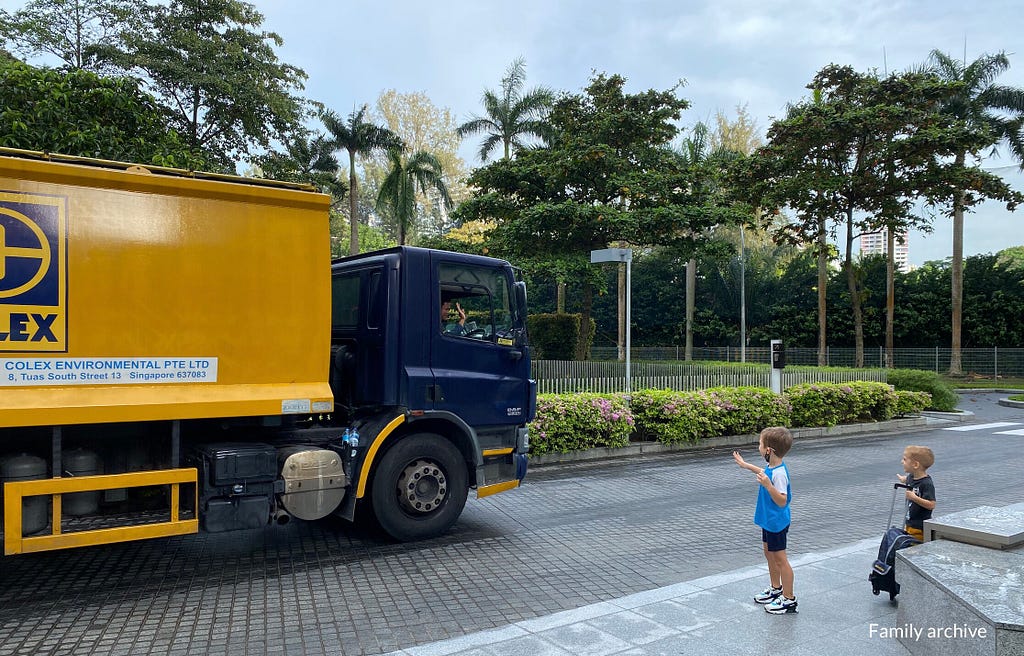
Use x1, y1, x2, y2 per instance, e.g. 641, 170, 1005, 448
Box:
631, 387, 791, 445
529, 393, 634, 455
529, 382, 925, 454
631, 389, 722, 444
706, 387, 792, 436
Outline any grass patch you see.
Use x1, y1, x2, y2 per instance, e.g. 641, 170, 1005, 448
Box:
1009, 394, 1024, 402
940, 376, 1024, 390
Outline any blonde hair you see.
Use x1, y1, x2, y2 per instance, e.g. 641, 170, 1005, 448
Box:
761, 426, 793, 458
904, 445, 934, 469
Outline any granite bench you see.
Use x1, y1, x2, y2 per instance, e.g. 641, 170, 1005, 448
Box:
895, 503, 1024, 656
923, 504, 1024, 550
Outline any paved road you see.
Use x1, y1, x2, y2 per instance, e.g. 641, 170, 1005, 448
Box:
1, 391, 1022, 656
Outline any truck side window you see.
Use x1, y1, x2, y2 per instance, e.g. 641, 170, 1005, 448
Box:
331, 273, 360, 329
439, 264, 513, 344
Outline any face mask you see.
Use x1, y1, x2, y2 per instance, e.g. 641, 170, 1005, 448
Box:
763, 448, 772, 464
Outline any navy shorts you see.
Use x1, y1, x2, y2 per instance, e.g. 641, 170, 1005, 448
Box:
762, 526, 789, 552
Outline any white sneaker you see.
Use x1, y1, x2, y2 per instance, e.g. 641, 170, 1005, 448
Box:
765, 595, 798, 614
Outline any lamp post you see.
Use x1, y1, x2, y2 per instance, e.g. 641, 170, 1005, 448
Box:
740, 225, 746, 363
591, 248, 633, 396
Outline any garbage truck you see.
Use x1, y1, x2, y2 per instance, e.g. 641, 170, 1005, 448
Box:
0, 148, 535, 555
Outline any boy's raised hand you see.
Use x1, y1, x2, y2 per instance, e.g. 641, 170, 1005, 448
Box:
733, 450, 761, 473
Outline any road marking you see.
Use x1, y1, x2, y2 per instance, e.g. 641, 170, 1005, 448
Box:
994, 429, 1024, 436
944, 422, 1022, 431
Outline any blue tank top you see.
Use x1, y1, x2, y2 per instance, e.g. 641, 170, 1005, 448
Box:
753, 462, 791, 532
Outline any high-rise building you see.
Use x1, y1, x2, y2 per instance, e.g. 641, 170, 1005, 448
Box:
860, 229, 910, 272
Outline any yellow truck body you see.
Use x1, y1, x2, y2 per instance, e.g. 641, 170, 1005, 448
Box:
0, 150, 334, 427
0, 150, 533, 556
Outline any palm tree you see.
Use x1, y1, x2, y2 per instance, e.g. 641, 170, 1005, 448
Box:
927, 51, 1024, 375
457, 57, 553, 161
260, 133, 344, 200
376, 149, 453, 246
322, 106, 403, 255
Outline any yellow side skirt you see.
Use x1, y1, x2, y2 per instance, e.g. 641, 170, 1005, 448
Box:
3, 468, 198, 556
477, 479, 519, 499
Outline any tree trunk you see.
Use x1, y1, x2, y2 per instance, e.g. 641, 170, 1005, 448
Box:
348, 151, 359, 255
950, 151, 966, 376
844, 210, 864, 367
576, 283, 594, 361
617, 263, 626, 362
885, 229, 895, 368
556, 282, 566, 313
684, 258, 695, 361
817, 219, 828, 367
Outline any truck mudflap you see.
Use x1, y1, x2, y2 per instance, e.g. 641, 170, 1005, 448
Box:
2, 468, 198, 555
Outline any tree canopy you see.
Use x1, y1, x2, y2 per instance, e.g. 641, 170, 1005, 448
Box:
0, 58, 206, 167
737, 65, 1016, 366
458, 73, 746, 357
116, 0, 309, 170
924, 50, 1024, 374
0, 0, 136, 70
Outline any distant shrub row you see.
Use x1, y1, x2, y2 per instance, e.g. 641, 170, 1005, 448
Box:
528, 381, 931, 456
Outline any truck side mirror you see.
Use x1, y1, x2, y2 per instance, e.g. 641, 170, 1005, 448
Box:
513, 281, 527, 324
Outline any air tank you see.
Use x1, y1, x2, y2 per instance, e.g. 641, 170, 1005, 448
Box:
0, 454, 50, 535
62, 448, 101, 516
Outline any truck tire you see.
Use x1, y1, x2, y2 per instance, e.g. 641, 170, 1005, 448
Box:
370, 433, 468, 541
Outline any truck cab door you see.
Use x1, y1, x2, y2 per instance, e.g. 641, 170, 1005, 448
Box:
429, 257, 530, 428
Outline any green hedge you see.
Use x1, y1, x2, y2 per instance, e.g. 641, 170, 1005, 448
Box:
894, 390, 932, 415
886, 369, 958, 412
527, 313, 595, 360
528, 382, 931, 455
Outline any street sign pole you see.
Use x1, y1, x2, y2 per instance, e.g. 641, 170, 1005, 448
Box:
591, 248, 633, 397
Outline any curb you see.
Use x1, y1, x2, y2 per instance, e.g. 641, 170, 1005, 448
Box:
921, 409, 974, 423
998, 398, 1024, 409
528, 416, 930, 467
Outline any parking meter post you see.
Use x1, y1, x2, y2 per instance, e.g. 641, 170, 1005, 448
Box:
770, 339, 784, 395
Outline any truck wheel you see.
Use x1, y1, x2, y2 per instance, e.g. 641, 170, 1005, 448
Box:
371, 433, 468, 541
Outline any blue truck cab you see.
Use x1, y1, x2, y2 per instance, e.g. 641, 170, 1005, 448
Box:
330, 247, 536, 541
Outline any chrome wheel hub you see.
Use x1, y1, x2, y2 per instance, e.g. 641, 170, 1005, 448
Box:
397, 459, 447, 514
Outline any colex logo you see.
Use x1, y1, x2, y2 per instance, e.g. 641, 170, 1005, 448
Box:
0, 192, 67, 352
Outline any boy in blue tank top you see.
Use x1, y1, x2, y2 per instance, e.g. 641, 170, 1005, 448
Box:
733, 426, 797, 614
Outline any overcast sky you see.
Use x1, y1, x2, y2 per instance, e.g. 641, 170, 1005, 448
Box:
251, 0, 1022, 266
4, 0, 1021, 264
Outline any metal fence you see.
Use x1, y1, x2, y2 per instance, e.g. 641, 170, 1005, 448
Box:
532, 360, 888, 395
588, 346, 1024, 378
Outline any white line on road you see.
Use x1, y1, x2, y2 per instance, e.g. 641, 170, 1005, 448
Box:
994, 429, 1024, 436
944, 422, 1022, 431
